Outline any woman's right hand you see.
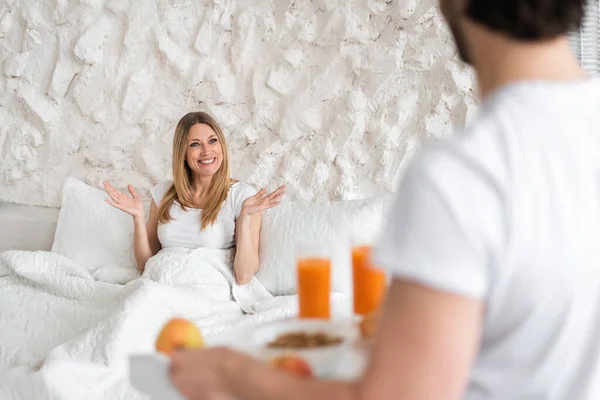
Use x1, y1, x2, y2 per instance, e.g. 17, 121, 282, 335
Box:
103, 181, 144, 219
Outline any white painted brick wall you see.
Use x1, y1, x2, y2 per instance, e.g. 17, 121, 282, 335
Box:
0, 0, 477, 207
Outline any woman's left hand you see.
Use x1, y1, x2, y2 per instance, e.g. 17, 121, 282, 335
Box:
240, 185, 286, 216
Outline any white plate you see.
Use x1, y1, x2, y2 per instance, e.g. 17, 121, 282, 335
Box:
232, 317, 360, 377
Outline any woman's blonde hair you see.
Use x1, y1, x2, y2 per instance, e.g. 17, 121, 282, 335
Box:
157, 112, 231, 230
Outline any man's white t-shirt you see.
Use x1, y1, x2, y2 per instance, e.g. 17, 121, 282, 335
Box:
374, 79, 600, 399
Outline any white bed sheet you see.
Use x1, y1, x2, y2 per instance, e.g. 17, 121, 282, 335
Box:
0, 246, 349, 399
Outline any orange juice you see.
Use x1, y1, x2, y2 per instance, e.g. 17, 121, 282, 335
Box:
297, 257, 331, 319
352, 246, 386, 315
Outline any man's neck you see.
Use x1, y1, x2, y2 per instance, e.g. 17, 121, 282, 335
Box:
466, 21, 587, 99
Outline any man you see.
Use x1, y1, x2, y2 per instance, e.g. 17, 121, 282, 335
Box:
170, 0, 600, 398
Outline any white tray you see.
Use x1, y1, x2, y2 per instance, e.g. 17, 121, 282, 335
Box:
129, 318, 368, 399
130, 353, 185, 400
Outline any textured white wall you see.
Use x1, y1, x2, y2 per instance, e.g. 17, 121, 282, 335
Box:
0, 0, 477, 207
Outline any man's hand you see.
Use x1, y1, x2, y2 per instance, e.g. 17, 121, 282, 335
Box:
169, 346, 354, 400
170, 347, 234, 400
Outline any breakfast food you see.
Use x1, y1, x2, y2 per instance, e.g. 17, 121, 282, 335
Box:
267, 331, 343, 349
269, 354, 313, 377
155, 318, 204, 355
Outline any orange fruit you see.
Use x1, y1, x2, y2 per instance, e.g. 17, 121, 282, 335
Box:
269, 354, 313, 377
155, 318, 204, 355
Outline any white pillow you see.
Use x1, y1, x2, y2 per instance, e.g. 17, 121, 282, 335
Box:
256, 196, 391, 296
51, 177, 137, 271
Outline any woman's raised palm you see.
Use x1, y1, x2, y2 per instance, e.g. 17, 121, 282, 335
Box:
103, 181, 144, 218
241, 185, 286, 216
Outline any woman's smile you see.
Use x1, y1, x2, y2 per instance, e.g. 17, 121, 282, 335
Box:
199, 158, 216, 164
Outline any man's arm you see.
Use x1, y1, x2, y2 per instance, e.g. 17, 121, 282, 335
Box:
171, 278, 484, 400
359, 278, 483, 400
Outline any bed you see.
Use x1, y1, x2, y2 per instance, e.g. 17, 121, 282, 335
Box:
0, 178, 389, 399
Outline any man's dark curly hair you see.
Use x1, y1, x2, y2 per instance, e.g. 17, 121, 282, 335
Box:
465, 0, 586, 40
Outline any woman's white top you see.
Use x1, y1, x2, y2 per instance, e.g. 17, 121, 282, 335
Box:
150, 181, 256, 250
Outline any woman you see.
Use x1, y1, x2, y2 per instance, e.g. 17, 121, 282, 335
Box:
103, 111, 285, 284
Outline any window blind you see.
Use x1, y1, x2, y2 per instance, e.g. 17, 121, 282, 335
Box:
569, 0, 600, 75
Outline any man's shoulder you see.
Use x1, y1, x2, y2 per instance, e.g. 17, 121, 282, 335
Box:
459, 79, 600, 143
433, 79, 600, 163
408, 110, 511, 198
419, 116, 504, 170
420, 84, 532, 170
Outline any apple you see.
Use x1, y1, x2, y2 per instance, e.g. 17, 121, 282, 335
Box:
269, 354, 313, 378
155, 318, 204, 355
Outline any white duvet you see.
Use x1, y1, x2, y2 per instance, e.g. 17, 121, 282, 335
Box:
0, 248, 347, 400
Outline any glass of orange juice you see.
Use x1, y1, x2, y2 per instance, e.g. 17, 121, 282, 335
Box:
296, 242, 331, 319
352, 244, 386, 316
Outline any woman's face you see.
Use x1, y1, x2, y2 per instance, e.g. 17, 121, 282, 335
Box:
185, 123, 224, 178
